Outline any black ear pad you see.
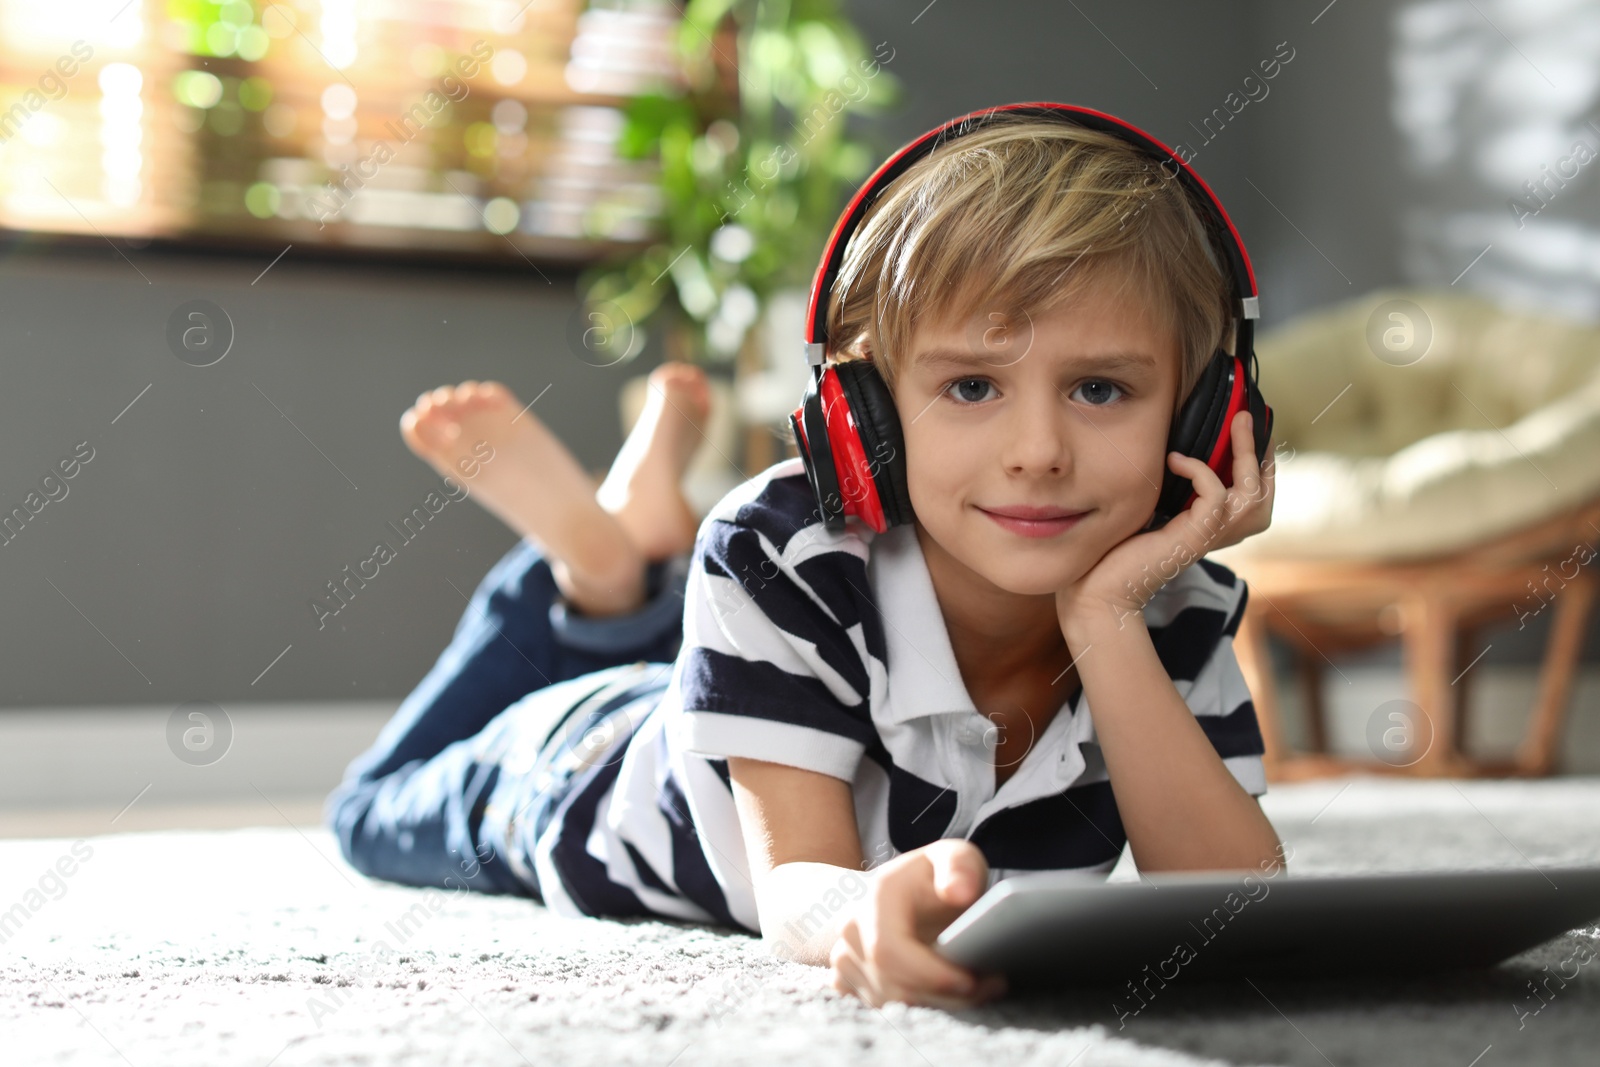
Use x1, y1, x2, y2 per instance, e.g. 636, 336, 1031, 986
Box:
832, 359, 915, 528
1245, 350, 1274, 461
1152, 350, 1234, 526
793, 382, 846, 528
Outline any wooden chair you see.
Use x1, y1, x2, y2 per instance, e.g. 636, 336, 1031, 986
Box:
1228, 497, 1600, 780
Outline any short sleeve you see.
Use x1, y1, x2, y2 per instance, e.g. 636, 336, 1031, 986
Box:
669, 493, 878, 782
1185, 578, 1269, 797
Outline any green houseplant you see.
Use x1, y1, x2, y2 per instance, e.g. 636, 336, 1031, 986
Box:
577, 0, 903, 370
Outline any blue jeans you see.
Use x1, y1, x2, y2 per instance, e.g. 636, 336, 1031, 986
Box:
324, 538, 688, 897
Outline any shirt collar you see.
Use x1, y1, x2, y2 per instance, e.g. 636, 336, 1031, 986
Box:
867, 523, 981, 726
867, 521, 1108, 809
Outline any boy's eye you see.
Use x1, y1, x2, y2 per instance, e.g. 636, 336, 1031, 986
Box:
946, 377, 995, 404
1075, 377, 1126, 406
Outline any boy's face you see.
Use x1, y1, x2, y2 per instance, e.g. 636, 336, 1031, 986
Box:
890, 272, 1182, 600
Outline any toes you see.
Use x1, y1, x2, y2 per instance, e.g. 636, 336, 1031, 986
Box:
691, 380, 713, 420
404, 393, 460, 446
401, 406, 450, 452
647, 364, 712, 420
464, 380, 515, 411
413, 412, 456, 449
662, 362, 705, 385
405, 381, 520, 457
678, 379, 713, 424
647, 362, 694, 391
399, 408, 423, 449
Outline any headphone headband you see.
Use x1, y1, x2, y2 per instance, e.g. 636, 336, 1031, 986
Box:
801, 102, 1260, 368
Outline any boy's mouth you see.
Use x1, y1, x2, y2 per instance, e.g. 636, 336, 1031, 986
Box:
977, 504, 1090, 538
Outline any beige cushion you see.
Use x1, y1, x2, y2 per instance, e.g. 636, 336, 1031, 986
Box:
1208, 287, 1600, 565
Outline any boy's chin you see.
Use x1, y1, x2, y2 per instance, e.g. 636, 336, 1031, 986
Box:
975, 557, 1087, 599
968, 527, 1134, 597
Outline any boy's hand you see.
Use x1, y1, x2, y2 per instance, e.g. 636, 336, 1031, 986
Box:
828, 839, 1008, 1009
1057, 410, 1274, 633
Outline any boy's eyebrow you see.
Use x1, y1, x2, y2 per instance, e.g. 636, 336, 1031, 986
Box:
912, 347, 1160, 373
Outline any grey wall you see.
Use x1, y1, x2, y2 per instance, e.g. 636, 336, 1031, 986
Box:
3, 0, 1596, 709
0, 248, 639, 706
845, 0, 1406, 320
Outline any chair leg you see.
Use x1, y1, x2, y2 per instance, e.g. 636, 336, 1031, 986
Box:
1516, 568, 1600, 776
1234, 599, 1290, 775
1453, 623, 1480, 757
1403, 590, 1461, 776
1300, 655, 1328, 753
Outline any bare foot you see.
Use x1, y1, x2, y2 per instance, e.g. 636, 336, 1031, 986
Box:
596, 362, 711, 561
400, 380, 647, 617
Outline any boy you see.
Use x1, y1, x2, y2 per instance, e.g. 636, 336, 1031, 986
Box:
326, 112, 1279, 1012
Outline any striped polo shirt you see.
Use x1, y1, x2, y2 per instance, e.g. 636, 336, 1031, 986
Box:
511, 456, 1267, 933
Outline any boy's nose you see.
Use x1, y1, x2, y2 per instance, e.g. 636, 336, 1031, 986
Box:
1001, 397, 1074, 474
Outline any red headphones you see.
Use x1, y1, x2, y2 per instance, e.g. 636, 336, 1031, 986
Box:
787, 102, 1274, 535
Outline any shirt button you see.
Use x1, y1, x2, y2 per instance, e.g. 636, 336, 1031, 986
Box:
957, 715, 995, 748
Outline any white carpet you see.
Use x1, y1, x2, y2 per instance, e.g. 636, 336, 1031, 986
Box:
5, 776, 1600, 1067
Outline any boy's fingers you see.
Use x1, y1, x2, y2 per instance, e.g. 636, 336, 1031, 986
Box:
1233, 412, 1263, 495
1180, 456, 1245, 552
867, 920, 982, 996
1174, 452, 1224, 515
903, 973, 1008, 1011
830, 951, 874, 1003
835, 919, 864, 959
875, 853, 939, 921
867, 855, 987, 997
829, 934, 871, 999
971, 976, 1009, 1008
926, 841, 989, 907
901, 988, 983, 1011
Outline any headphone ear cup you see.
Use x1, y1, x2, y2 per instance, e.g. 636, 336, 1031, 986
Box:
791, 373, 847, 529
1151, 350, 1233, 528
832, 359, 914, 528
1247, 377, 1274, 467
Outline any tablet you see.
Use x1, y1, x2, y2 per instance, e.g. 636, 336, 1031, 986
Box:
934, 864, 1600, 988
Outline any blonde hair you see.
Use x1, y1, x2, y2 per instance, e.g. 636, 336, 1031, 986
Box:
823, 113, 1234, 413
